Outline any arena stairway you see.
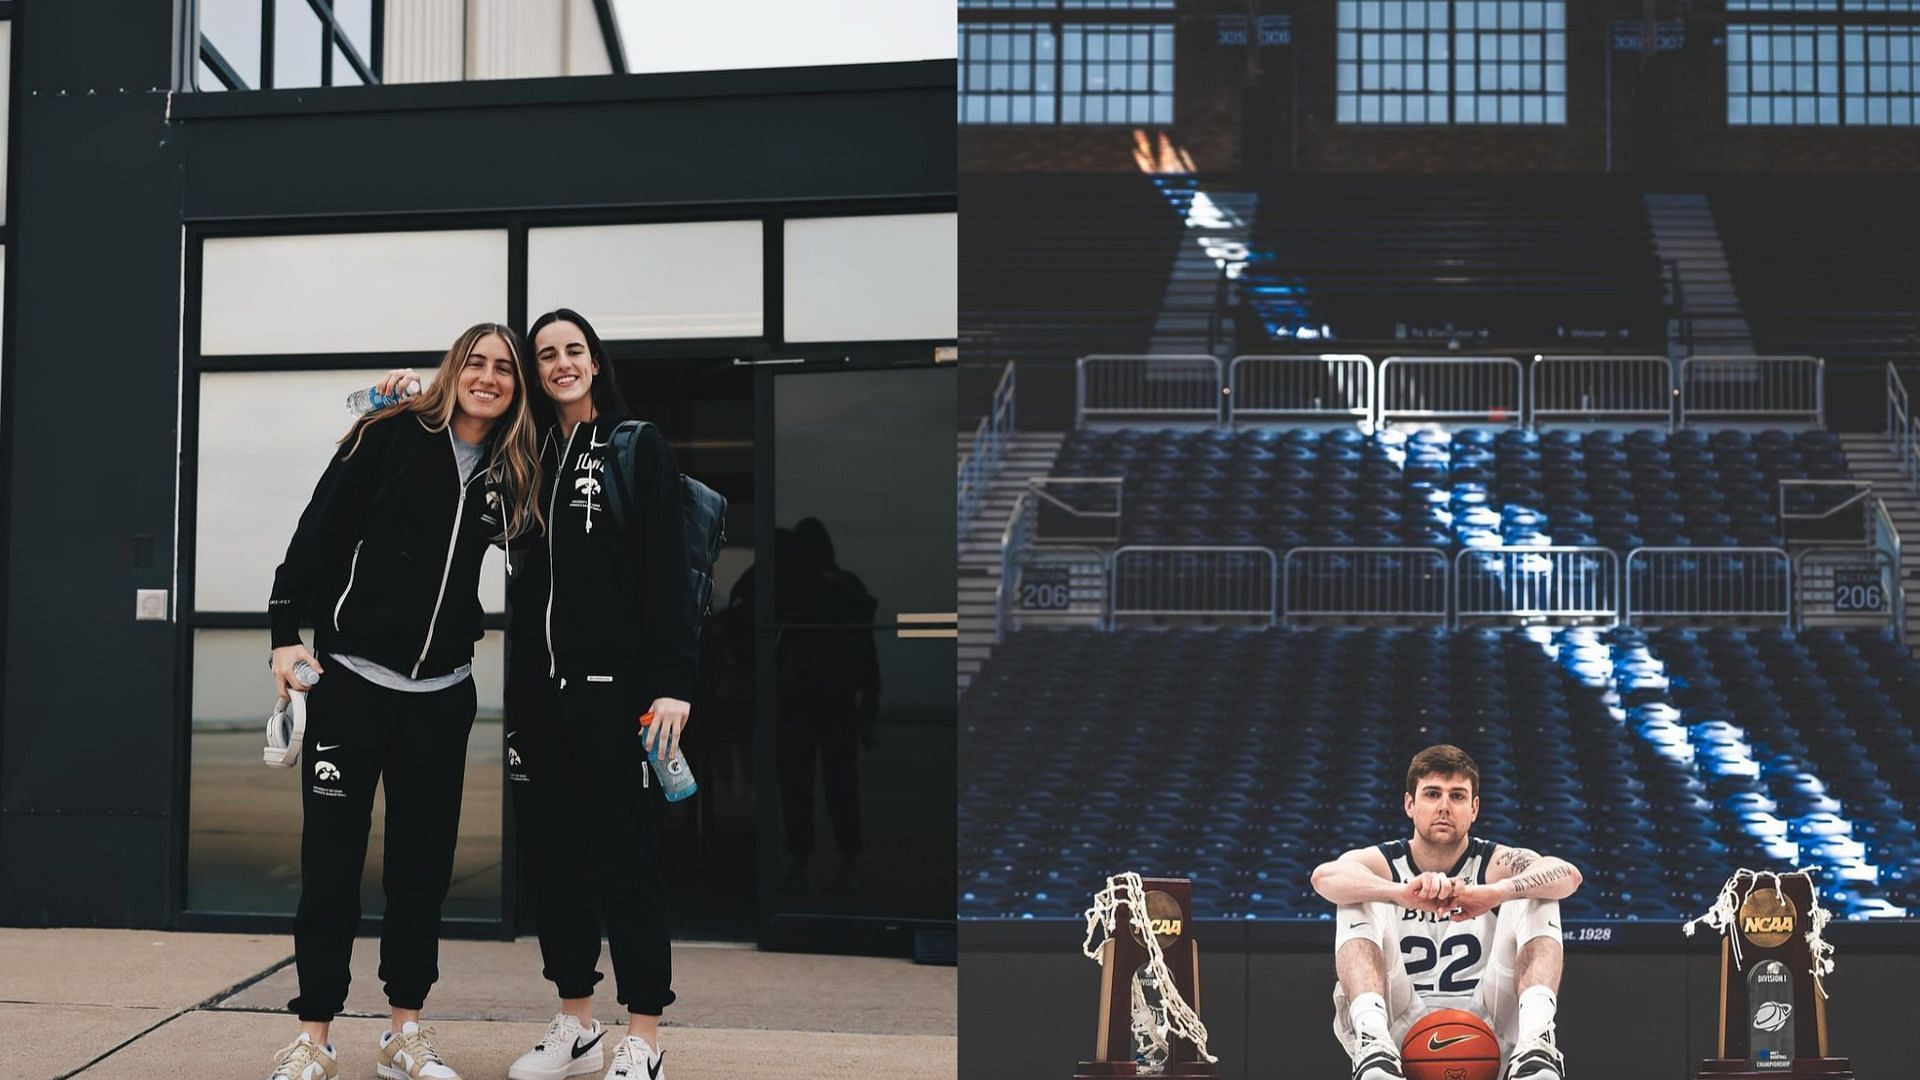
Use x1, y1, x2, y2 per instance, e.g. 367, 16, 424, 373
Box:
1838, 432, 1920, 657
956, 429, 1066, 695
1644, 191, 1754, 358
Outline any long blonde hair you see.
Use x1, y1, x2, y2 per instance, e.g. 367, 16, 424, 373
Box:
340, 322, 544, 541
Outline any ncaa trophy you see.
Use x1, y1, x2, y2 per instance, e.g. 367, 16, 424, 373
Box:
1075, 873, 1218, 1078
1684, 869, 1853, 1078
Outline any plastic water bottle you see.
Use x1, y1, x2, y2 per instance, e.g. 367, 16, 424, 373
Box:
293, 660, 320, 687
638, 712, 698, 802
346, 379, 420, 417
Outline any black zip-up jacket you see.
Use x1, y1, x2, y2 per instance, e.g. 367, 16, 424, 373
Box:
270, 413, 505, 680
531, 413, 696, 701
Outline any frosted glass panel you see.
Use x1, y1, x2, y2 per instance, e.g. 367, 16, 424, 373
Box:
195, 370, 508, 615
527, 221, 763, 339
783, 213, 958, 343
201, 230, 509, 354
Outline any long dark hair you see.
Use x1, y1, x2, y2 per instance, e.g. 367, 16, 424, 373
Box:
524, 308, 631, 431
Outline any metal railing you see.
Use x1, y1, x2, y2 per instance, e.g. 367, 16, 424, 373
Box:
1530, 355, 1675, 429
1453, 546, 1621, 623
1110, 546, 1279, 626
1377, 356, 1526, 428
1624, 547, 1791, 626
1076, 354, 1224, 428
1027, 477, 1124, 545
958, 361, 1017, 544
1779, 478, 1875, 546
1226, 354, 1374, 427
1679, 356, 1824, 427
1872, 497, 1907, 646
1891, 363, 1917, 495
1282, 547, 1450, 624
994, 490, 1110, 639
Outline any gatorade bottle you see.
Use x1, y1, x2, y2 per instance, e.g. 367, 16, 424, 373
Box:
638, 711, 698, 802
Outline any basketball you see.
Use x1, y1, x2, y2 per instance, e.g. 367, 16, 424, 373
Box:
1401, 1008, 1501, 1080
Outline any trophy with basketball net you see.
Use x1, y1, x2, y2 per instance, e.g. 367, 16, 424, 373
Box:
1074, 873, 1219, 1078
1684, 869, 1853, 1078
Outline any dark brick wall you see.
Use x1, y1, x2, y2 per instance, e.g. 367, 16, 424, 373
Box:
960, 0, 1920, 177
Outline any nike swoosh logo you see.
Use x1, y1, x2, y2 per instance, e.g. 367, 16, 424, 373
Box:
1349, 921, 1368, 928
571, 1032, 603, 1059
648, 1054, 664, 1079
1548, 921, 1559, 929
506, 731, 517, 739
590, 439, 610, 449
1428, 1033, 1482, 1051
315, 744, 340, 752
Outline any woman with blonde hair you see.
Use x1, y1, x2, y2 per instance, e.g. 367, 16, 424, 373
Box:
263, 323, 542, 1080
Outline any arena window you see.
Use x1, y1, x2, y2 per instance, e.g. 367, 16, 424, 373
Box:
1726, 3, 1920, 125
1335, 1, 1568, 126
959, 1, 1176, 125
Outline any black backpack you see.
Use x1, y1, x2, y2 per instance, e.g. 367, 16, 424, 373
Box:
602, 420, 727, 635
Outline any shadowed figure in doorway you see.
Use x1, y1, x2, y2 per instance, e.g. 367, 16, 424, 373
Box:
771, 517, 881, 894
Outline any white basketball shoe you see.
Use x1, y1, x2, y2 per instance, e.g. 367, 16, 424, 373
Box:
1505, 1024, 1567, 1080
1350, 1028, 1407, 1080
603, 1034, 665, 1080
507, 1014, 606, 1080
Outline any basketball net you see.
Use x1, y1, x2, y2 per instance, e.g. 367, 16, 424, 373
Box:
1682, 867, 1835, 999
1081, 871, 1218, 1072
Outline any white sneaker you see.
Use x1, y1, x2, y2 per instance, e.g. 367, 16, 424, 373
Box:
377, 1021, 460, 1080
267, 1033, 337, 1080
1350, 1029, 1406, 1080
1505, 1024, 1567, 1080
508, 1014, 606, 1080
604, 1034, 665, 1080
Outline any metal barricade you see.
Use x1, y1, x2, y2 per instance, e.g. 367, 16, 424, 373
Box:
1281, 547, 1450, 624
1679, 356, 1824, 427
1225, 354, 1374, 427
1624, 547, 1791, 626
1453, 546, 1620, 624
1377, 356, 1525, 429
1872, 498, 1908, 646
1794, 546, 1900, 639
1028, 477, 1123, 545
1076, 354, 1223, 428
1110, 546, 1279, 626
1530, 355, 1675, 429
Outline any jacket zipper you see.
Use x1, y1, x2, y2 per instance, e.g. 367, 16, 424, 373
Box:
546, 424, 584, 677
413, 429, 480, 679
333, 540, 365, 632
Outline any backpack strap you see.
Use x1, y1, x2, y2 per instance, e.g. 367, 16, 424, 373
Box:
602, 418, 649, 538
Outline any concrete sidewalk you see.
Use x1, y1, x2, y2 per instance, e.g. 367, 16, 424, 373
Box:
0, 930, 955, 1079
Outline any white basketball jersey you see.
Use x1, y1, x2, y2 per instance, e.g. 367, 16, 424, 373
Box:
1378, 836, 1499, 999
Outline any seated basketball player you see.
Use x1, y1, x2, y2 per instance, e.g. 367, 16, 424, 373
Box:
1309, 744, 1582, 1080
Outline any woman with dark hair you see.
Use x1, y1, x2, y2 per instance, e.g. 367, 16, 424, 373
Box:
265, 323, 543, 1080
373, 308, 696, 1080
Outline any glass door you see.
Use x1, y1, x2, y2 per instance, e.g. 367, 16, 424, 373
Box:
755, 358, 957, 953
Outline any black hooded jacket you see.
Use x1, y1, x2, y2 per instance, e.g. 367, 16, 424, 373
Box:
269, 412, 507, 680
517, 412, 696, 701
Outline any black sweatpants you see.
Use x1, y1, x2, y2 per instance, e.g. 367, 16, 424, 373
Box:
288, 662, 477, 1022
507, 659, 675, 1014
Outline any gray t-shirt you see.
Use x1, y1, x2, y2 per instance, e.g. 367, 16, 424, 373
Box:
452, 433, 485, 486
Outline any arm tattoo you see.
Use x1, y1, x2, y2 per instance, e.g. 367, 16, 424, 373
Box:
1497, 848, 1540, 875
1508, 864, 1573, 895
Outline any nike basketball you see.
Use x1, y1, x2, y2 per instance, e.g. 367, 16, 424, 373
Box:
1401, 1008, 1500, 1080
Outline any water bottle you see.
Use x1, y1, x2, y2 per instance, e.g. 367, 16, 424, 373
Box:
638, 711, 698, 802
293, 660, 320, 687
347, 379, 420, 417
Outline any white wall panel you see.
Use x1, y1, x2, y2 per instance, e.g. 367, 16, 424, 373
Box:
566, 0, 614, 75
200, 230, 508, 355
784, 213, 957, 343
382, 0, 465, 84
470, 0, 564, 80
195, 370, 508, 615
527, 221, 763, 340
